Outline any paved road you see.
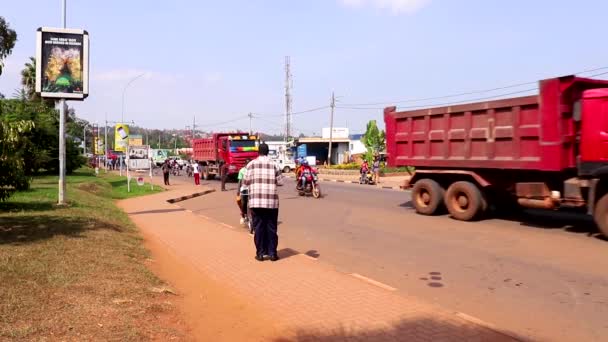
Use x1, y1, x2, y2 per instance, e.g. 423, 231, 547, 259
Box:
177, 175, 608, 342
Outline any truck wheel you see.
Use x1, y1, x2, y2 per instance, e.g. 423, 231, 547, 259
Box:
444, 181, 486, 221
411, 179, 444, 215
283, 166, 291, 173
202, 167, 211, 180
594, 193, 608, 237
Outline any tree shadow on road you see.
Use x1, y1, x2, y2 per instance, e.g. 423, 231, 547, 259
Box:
273, 316, 519, 342
0, 215, 123, 245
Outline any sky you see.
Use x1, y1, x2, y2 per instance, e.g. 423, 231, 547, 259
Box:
1, 0, 608, 136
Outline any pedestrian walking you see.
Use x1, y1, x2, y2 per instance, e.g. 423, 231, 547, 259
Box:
243, 143, 282, 261
372, 156, 381, 184
220, 160, 228, 191
161, 159, 171, 185
193, 160, 201, 185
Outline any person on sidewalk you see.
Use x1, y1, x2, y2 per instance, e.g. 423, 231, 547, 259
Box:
372, 156, 381, 184
236, 159, 252, 231
193, 160, 200, 185
161, 159, 171, 186
220, 160, 228, 191
244, 143, 282, 261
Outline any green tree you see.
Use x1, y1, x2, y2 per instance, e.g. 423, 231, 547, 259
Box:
0, 17, 17, 76
361, 120, 385, 164
21, 57, 36, 100
0, 119, 34, 200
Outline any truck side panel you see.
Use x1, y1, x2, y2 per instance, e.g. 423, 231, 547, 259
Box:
385, 95, 544, 170
385, 76, 608, 172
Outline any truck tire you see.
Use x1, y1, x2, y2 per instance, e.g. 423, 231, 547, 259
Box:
202, 167, 212, 180
411, 179, 444, 215
283, 166, 291, 173
594, 192, 608, 237
444, 181, 486, 221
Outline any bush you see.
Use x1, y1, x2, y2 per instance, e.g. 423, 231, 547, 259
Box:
380, 166, 414, 175
327, 163, 360, 170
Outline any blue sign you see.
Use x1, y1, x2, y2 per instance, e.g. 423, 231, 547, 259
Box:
297, 144, 307, 158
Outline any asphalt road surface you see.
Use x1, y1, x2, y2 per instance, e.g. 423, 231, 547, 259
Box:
177, 175, 608, 342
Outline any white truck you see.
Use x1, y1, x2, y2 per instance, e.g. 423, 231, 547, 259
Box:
266, 141, 296, 173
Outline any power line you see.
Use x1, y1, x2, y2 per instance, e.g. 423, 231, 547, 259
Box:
340, 66, 608, 107
337, 87, 538, 110
197, 115, 249, 128
254, 105, 329, 118
588, 70, 608, 78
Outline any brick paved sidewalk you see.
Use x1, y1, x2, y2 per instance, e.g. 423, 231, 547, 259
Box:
118, 182, 520, 341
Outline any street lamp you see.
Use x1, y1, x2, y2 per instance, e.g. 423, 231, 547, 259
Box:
83, 122, 90, 155
121, 73, 146, 123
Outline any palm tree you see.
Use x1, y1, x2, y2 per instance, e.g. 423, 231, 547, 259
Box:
21, 57, 36, 100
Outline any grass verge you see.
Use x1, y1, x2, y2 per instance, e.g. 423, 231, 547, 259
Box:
0, 168, 180, 341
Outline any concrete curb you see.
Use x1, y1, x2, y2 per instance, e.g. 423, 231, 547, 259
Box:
283, 175, 404, 191
166, 189, 216, 203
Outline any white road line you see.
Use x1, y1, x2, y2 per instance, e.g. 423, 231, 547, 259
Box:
349, 273, 397, 291
454, 312, 523, 340
220, 223, 236, 230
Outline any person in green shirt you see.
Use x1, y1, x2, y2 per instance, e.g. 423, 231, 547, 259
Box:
236, 159, 252, 232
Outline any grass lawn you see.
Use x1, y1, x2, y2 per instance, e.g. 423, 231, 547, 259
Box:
0, 169, 179, 340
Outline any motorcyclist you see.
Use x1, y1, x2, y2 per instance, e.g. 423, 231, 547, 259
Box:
298, 160, 314, 190
360, 160, 370, 184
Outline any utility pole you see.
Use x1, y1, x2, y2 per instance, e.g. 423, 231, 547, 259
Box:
284, 56, 292, 142
248, 112, 253, 135
192, 116, 196, 140
104, 114, 108, 171
328, 91, 335, 166
57, 0, 67, 205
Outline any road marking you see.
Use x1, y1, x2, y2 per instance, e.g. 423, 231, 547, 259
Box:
220, 223, 236, 230
350, 273, 397, 291
185, 209, 193, 213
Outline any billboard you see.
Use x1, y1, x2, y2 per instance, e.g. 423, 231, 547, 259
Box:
36, 27, 89, 99
114, 123, 129, 152
127, 145, 151, 170
322, 127, 349, 139
129, 134, 143, 146
94, 137, 104, 155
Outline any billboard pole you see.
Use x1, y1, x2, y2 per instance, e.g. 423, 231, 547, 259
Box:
57, 0, 67, 205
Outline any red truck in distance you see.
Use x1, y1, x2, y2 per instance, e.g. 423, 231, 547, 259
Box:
384, 75, 608, 236
192, 133, 259, 179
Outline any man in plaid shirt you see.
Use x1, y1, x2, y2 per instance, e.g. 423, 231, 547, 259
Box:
244, 143, 283, 261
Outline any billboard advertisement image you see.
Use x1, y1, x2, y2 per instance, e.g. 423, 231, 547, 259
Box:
36, 27, 89, 99
114, 123, 129, 152
94, 137, 104, 155
128, 145, 151, 170
128, 134, 143, 146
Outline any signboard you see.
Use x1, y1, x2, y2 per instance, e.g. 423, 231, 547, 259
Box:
129, 134, 143, 146
297, 144, 307, 158
322, 127, 349, 139
127, 145, 151, 170
94, 137, 104, 155
114, 123, 129, 152
35, 27, 89, 99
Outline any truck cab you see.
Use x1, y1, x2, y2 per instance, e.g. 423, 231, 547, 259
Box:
218, 134, 260, 175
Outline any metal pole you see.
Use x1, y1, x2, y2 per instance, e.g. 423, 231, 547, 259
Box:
104, 115, 108, 172
327, 92, 335, 166
248, 112, 253, 135
121, 73, 145, 123
57, 0, 67, 205
83, 124, 86, 156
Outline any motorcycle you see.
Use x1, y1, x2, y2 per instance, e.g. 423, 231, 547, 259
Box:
297, 172, 321, 198
360, 170, 375, 185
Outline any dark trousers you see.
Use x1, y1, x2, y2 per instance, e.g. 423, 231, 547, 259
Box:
220, 167, 227, 190
163, 172, 170, 185
251, 208, 279, 257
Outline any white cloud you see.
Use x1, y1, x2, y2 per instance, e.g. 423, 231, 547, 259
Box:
338, 0, 431, 14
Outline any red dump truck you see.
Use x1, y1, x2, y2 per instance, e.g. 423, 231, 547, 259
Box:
384, 75, 608, 236
192, 133, 259, 179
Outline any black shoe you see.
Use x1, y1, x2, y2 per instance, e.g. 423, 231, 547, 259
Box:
269, 255, 280, 262
255, 255, 264, 262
